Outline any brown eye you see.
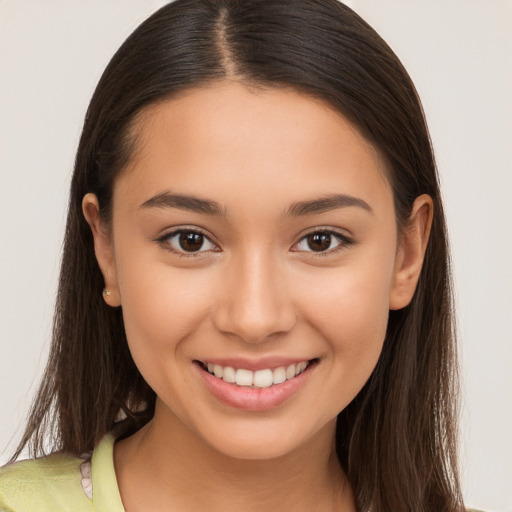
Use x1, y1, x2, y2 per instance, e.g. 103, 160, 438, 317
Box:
164, 230, 217, 254
306, 233, 332, 252
295, 230, 350, 254
179, 232, 205, 252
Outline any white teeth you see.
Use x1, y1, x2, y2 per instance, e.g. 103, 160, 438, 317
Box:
253, 369, 273, 388
204, 360, 311, 387
273, 366, 287, 384
296, 362, 307, 375
235, 368, 253, 386
222, 366, 236, 383
213, 364, 223, 379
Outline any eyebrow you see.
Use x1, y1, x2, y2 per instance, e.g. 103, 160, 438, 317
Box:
140, 192, 226, 216
286, 194, 373, 216
140, 191, 373, 217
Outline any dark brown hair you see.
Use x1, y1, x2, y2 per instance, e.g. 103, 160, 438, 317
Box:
14, 1, 463, 510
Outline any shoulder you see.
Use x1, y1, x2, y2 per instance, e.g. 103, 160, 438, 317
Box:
0, 452, 93, 512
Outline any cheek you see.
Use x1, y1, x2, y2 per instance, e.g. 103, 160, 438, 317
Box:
115, 253, 216, 368
117, 264, 222, 420
296, 257, 394, 393
302, 258, 392, 337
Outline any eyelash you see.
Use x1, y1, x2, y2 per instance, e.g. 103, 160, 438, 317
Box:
155, 228, 353, 257
155, 228, 218, 258
292, 229, 354, 256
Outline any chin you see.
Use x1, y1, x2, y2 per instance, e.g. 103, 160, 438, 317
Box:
192, 415, 337, 462
204, 431, 303, 461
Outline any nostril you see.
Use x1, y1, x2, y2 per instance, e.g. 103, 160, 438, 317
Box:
212, 302, 297, 344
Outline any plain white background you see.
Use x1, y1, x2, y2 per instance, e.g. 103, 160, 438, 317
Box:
0, 1, 510, 510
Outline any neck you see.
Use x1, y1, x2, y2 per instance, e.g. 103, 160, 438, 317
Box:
114, 405, 355, 512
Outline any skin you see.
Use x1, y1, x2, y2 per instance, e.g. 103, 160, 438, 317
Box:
83, 82, 432, 512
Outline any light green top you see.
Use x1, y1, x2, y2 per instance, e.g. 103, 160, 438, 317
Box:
0, 433, 124, 511
0, 435, 487, 512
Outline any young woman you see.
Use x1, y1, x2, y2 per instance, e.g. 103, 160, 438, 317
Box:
0, 1, 469, 510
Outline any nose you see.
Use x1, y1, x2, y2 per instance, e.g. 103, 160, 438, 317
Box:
212, 250, 297, 344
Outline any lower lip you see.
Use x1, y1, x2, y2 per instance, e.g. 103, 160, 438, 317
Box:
194, 361, 315, 411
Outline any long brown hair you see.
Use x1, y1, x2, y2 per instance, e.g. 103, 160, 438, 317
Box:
13, 1, 463, 510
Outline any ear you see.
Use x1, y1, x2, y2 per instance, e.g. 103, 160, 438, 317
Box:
389, 194, 433, 310
82, 193, 121, 307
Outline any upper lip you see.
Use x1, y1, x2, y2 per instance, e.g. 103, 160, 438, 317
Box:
195, 356, 315, 372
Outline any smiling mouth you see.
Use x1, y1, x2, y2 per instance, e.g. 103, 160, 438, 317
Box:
196, 360, 316, 388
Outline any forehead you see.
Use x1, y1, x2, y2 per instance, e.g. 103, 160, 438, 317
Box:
115, 82, 392, 214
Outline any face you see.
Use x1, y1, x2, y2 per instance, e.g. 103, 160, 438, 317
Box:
85, 82, 430, 460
